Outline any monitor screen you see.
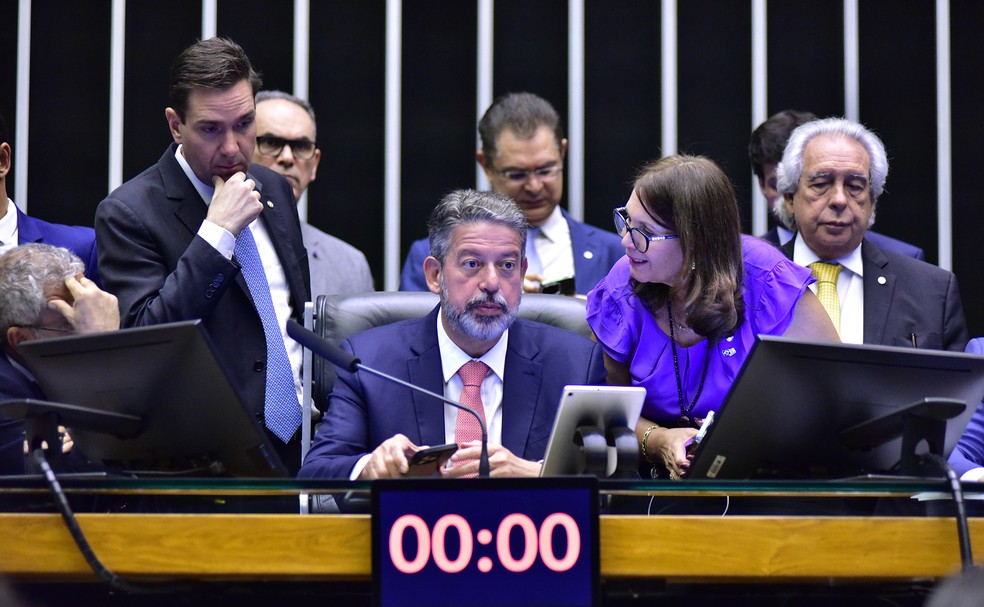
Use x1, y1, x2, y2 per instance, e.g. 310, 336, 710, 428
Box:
688, 336, 984, 480
17, 320, 286, 477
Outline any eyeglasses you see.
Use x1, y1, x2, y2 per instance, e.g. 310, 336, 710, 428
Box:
493, 165, 563, 184
613, 207, 678, 253
23, 325, 75, 334
256, 135, 318, 160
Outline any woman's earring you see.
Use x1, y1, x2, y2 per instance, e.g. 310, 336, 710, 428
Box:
691, 261, 696, 271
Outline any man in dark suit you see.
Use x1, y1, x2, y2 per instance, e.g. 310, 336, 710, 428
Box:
400, 92, 623, 295
750, 109, 924, 260
300, 190, 606, 479
0, 111, 101, 284
95, 38, 311, 474
775, 117, 967, 350
0, 244, 119, 474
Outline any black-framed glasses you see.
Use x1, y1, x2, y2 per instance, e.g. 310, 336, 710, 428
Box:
256, 135, 318, 160
23, 325, 75, 334
613, 207, 678, 253
493, 165, 563, 184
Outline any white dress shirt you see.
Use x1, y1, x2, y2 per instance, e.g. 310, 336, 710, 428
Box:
0, 199, 19, 255
530, 205, 575, 285
173, 147, 303, 402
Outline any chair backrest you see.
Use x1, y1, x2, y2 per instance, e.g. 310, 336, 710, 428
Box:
312, 292, 592, 403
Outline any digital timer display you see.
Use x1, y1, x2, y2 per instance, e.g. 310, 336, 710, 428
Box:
372, 477, 599, 607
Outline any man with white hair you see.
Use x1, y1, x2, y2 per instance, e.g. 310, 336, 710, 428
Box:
776, 117, 966, 350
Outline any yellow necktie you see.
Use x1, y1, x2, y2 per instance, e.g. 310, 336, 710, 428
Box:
809, 262, 843, 335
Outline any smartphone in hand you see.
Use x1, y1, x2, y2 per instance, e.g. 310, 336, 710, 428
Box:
405, 443, 458, 477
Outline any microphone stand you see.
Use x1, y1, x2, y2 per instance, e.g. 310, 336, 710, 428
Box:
287, 320, 491, 477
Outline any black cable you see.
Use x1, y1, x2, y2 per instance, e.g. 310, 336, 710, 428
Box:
33, 449, 195, 594
924, 452, 974, 570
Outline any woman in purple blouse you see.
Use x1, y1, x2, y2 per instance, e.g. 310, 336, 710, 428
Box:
586, 155, 838, 479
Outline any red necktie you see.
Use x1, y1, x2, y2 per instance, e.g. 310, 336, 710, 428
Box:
453, 360, 490, 474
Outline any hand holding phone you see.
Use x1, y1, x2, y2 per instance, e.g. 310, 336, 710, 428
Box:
405, 443, 458, 477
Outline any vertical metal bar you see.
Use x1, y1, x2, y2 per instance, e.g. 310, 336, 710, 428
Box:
202, 0, 217, 39
661, 0, 677, 157
294, 0, 311, 221
567, 0, 585, 221
108, 0, 125, 194
936, 0, 952, 270
750, 0, 768, 235
476, 0, 493, 191
843, 0, 860, 121
384, 0, 403, 291
14, 0, 31, 211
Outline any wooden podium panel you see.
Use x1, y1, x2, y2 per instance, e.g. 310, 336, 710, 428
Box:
0, 513, 978, 582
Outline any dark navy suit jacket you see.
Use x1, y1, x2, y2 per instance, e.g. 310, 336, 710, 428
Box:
762, 225, 924, 261
0, 354, 45, 475
781, 237, 967, 351
16, 205, 101, 286
95, 144, 310, 473
298, 306, 607, 479
399, 209, 624, 295
949, 338, 984, 476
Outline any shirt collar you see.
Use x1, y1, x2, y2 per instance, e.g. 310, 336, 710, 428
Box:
792, 233, 864, 277
534, 205, 566, 243
174, 145, 215, 205
0, 199, 18, 249
436, 308, 509, 383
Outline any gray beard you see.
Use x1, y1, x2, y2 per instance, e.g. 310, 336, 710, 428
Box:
440, 277, 519, 343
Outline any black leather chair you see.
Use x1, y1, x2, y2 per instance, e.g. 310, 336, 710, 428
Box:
311, 292, 592, 405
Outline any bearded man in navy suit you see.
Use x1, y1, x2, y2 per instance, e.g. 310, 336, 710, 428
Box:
300, 190, 605, 480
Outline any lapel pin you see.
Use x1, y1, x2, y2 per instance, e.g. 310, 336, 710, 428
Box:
877, 276, 887, 285
583, 251, 594, 259
267, 200, 275, 208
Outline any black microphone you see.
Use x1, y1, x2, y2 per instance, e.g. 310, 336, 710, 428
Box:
287, 320, 490, 477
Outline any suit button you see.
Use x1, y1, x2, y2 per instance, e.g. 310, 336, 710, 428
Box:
255, 412, 263, 422
254, 360, 265, 372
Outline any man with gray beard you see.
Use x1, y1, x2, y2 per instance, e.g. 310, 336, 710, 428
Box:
299, 190, 605, 479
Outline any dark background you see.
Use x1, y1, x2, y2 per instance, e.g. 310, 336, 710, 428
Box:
1, 0, 982, 335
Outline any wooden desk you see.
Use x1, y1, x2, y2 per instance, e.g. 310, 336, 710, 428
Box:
1, 513, 978, 582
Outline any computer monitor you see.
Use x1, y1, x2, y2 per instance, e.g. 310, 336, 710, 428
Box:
687, 336, 984, 480
17, 320, 287, 477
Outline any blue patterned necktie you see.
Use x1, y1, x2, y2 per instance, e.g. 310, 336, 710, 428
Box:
235, 226, 301, 443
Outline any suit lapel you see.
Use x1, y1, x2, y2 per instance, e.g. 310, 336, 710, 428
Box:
15, 207, 43, 244
566, 210, 594, 282
861, 240, 894, 344
407, 308, 448, 446
500, 320, 543, 457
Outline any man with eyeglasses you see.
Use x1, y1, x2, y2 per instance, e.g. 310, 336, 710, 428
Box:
0, 243, 119, 474
252, 91, 374, 297
400, 92, 623, 295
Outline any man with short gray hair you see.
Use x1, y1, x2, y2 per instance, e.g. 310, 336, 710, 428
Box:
776, 117, 966, 350
300, 189, 605, 479
0, 243, 119, 474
